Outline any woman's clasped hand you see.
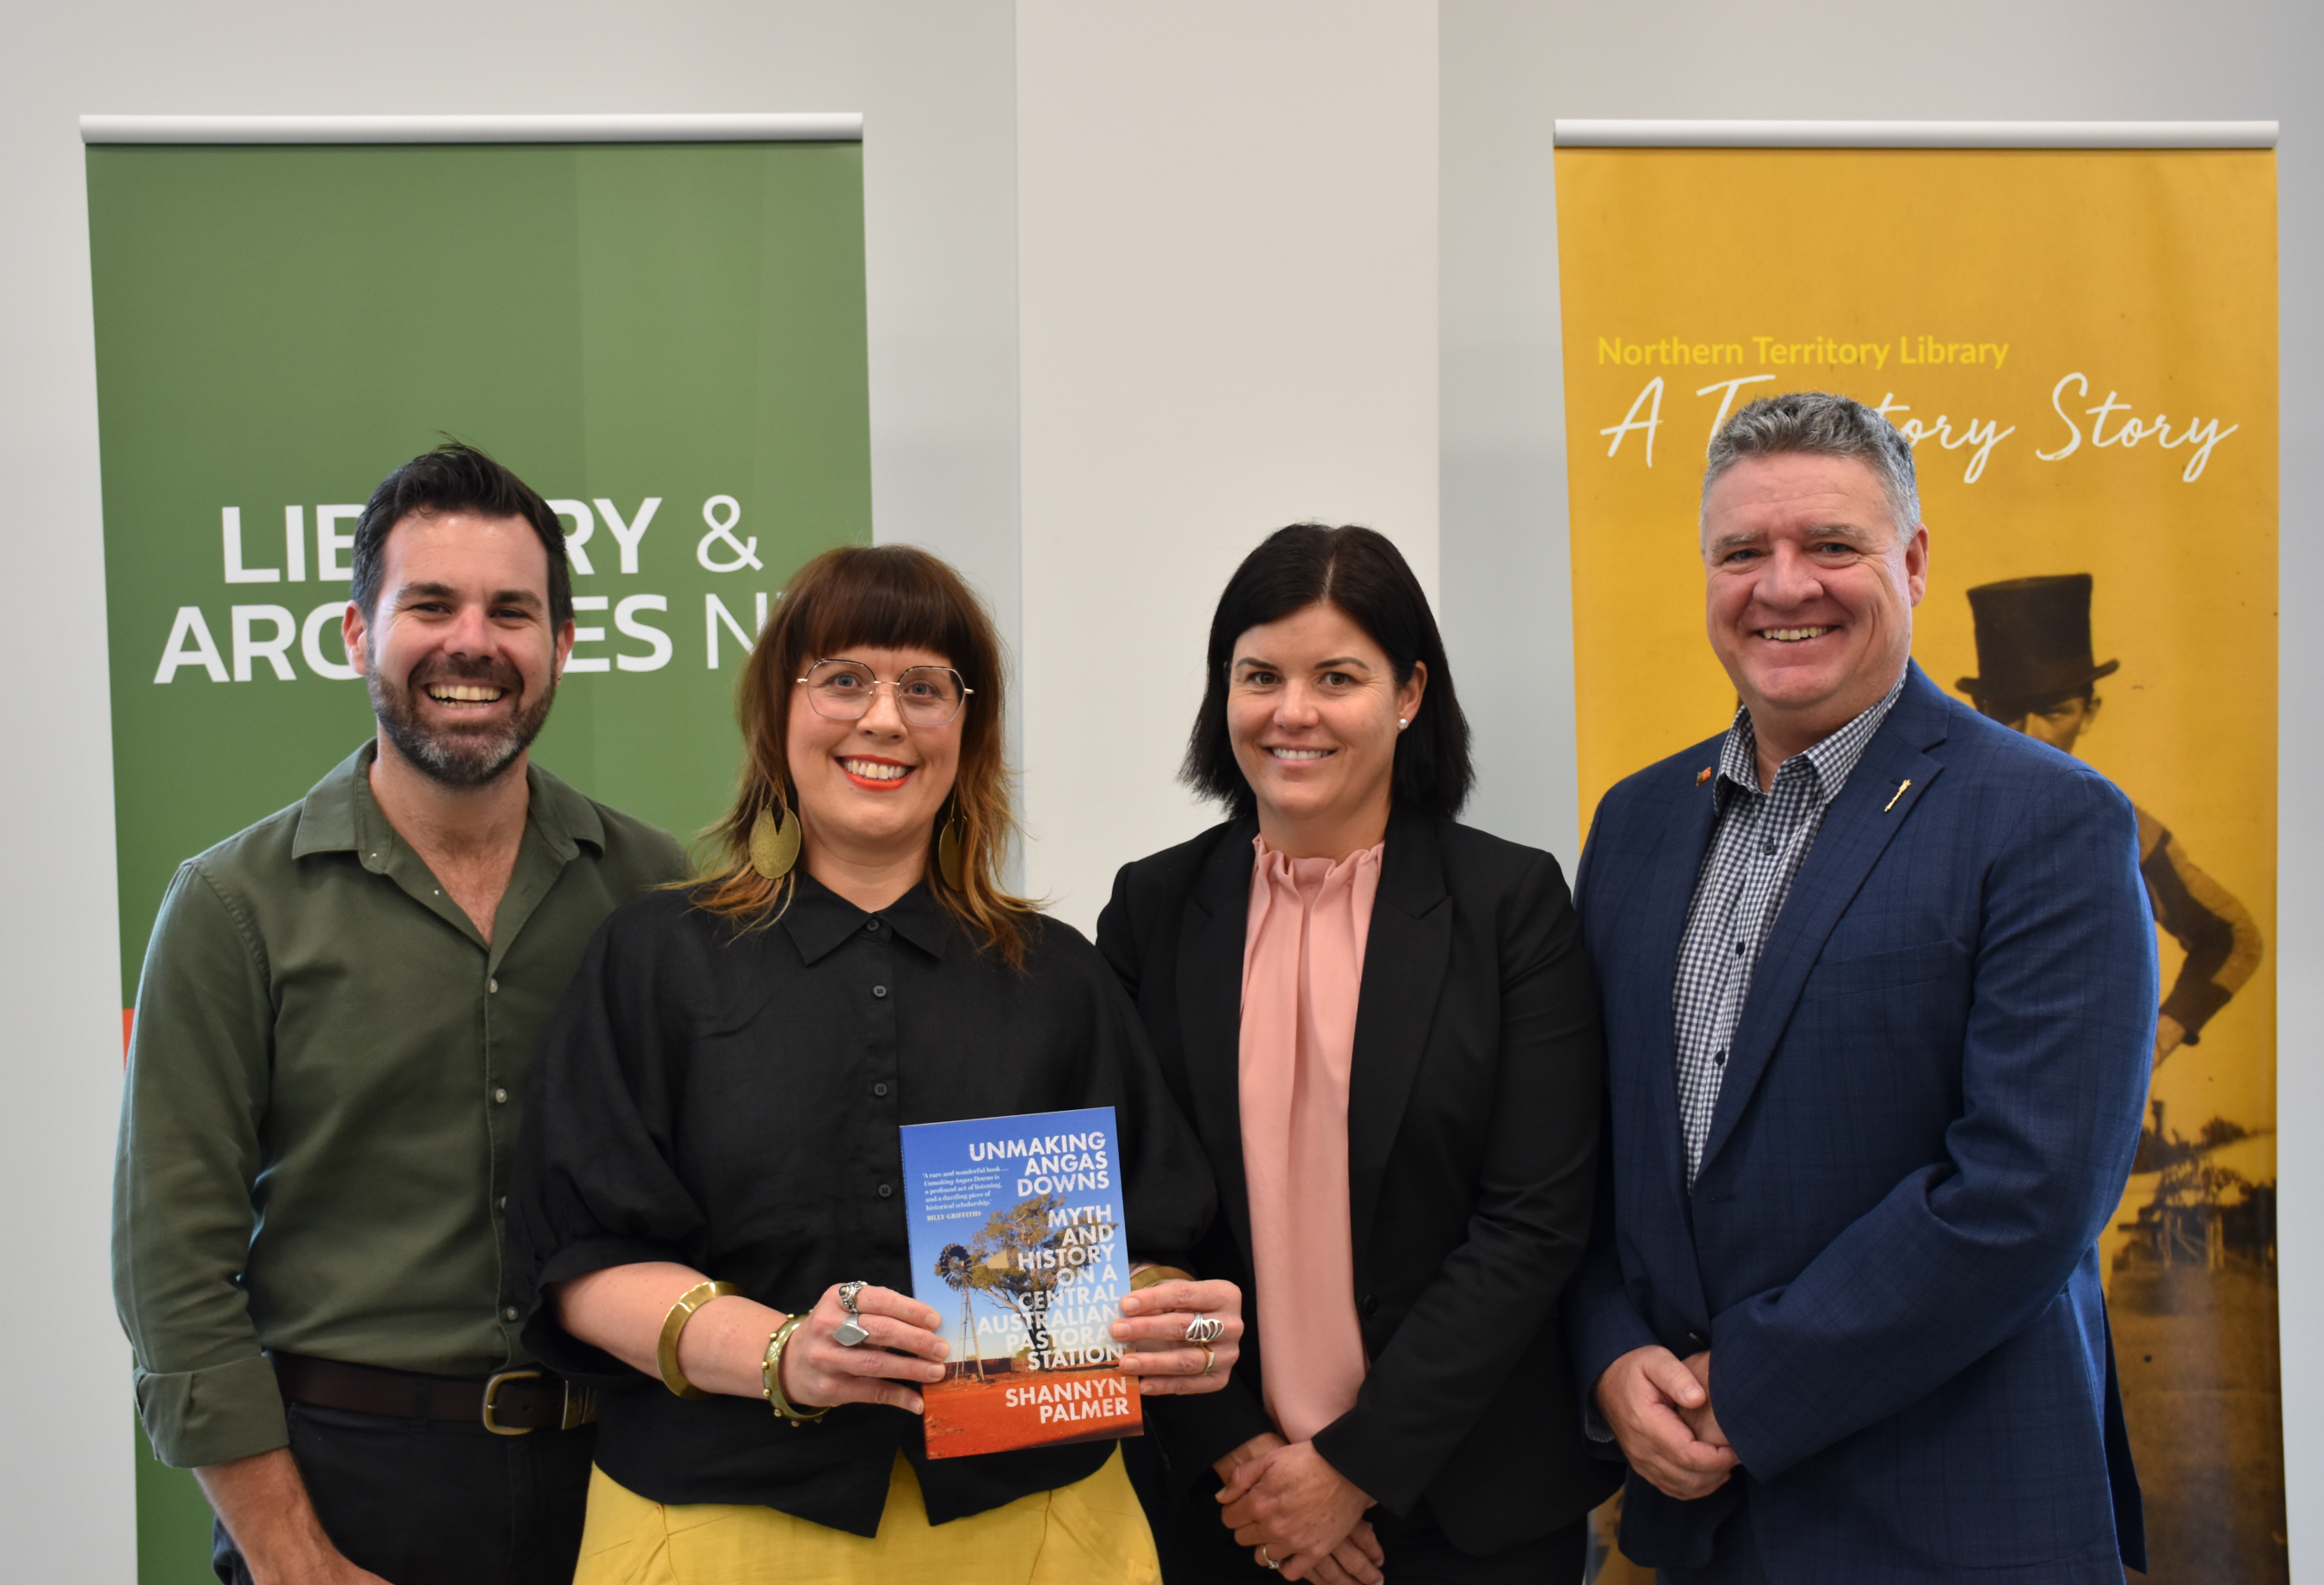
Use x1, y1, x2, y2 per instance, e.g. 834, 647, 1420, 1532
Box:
1218, 1434, 1384, 1585
1110, 1276, 1245, 1394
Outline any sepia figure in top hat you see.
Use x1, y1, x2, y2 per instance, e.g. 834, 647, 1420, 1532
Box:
1959, 574, 2262, 1067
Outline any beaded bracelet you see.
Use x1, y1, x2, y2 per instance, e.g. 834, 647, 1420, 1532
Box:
763, 1313, 830, 1426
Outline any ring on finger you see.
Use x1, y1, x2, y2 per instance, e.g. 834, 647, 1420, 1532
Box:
1202, 1342, 1216, 1374
1183, 1315, 1226, 1345
833, 1280, 871, 1348
1258, 1544, 1281, 1571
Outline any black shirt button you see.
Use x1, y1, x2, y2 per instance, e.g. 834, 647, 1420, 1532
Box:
1714, 1049, 1727, 1067
1361, 1294, 1380, 1317
874, 1082, 890, 1097
866, 919, 880, 932
1732, 941, 1744, 956
872, 984, 888, 999
877, 1183, 894, 1199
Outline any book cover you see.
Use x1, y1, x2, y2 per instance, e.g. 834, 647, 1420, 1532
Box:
899, 1106, 1143, 1459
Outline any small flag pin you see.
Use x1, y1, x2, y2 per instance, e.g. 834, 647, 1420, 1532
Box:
1883, 778, 1913, 812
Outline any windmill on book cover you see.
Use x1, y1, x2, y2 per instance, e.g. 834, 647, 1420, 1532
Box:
934, 1242, 992, 1383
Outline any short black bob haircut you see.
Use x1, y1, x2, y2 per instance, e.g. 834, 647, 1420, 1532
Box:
350, 441, 572, 630
1183, 523, 1473, 819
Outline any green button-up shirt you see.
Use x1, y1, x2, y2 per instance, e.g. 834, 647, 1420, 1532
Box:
112, 743, 689, 1468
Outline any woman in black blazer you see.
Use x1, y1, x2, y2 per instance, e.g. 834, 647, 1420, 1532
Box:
1098, 525, 1617, 1583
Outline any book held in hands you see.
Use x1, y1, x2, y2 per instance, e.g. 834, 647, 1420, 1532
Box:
899, 1106, 1144, 1458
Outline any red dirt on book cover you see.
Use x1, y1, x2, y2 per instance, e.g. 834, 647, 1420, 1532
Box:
921, 1363, 1143, 1458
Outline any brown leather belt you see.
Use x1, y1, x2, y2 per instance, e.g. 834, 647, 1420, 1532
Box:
271, 1352, 597, 1435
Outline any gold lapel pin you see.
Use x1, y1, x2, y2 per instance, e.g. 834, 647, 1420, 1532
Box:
1696, 767, 1714, 786
1883, 778, 1913, 813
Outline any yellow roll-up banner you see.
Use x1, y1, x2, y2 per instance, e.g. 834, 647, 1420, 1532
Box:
1556, 142, 2278, 1581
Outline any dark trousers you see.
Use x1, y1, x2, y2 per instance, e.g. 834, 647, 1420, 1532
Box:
1655, 1490, 1771, 1585
1124, 1435, 1589, 1583
210, 1401, 596, 1585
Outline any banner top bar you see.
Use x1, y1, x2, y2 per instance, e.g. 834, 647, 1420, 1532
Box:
1554, 120, 2277, 150
81, 113, 862, 145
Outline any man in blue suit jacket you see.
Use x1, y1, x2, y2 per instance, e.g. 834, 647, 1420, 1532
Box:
1569, 392, 2154, 1582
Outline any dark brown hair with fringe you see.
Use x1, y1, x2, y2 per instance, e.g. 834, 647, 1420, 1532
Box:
690, 544, 1035, 967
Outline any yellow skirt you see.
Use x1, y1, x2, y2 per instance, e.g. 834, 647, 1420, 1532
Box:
572, 1447, 1161, 1585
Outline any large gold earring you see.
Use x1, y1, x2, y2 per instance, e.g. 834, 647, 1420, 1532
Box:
749, 798, 801, 880
936, 805, 968, 891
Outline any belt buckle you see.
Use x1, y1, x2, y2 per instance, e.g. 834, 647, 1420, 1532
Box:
561, 1379, 598, 1430
482, 1369, 541, 1436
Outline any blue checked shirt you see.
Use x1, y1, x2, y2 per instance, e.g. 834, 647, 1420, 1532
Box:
1672, 670, 1908, 1184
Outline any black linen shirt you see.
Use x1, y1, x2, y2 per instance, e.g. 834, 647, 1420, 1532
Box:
510, 873, 1216, 1536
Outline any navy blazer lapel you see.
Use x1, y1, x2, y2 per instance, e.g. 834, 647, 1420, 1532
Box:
1346, 811, 1453, 1266
1177, 818, 1259, 1263
1695, 668, 1950, 1180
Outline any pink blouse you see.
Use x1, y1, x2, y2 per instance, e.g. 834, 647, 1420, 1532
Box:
1238, 835, 1383, 1444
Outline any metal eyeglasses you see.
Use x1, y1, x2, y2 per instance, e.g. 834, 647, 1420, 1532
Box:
795, 659, 973, 725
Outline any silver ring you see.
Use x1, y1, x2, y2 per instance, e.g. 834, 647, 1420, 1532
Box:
1258, 1545, 1281, 1571
833, 1280, 870, 1347
1183, 1315, 1226, 1345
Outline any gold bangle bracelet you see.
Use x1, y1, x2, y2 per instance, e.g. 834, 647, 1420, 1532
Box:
763, 1313, 829, 1426
1128, 1265, 1195, 1292
657, 1280, 740, 1399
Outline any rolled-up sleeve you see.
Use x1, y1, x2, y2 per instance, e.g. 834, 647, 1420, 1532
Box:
112, 862, 287, 1468
508, 912, 703, 1375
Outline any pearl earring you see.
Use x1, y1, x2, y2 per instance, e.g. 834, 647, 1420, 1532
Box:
1396, 718, 1409, 731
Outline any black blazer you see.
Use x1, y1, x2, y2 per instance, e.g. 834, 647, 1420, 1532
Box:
1097, 809, 1621, 1554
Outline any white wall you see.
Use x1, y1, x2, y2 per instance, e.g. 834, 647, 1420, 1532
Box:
0, 3, 1019, 1576
1439, 8, 1579, 864
1437, 3, 2323, 1576
1015, 0, 1441, 933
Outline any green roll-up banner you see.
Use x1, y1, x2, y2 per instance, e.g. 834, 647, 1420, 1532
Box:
85, 119, 870, 1582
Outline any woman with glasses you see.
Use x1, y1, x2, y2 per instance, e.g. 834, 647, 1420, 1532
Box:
510, 545, 1244, 1584
1099, 526, 1618, 1582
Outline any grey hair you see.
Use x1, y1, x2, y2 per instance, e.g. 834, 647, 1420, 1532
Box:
1701, 391, 1920, 543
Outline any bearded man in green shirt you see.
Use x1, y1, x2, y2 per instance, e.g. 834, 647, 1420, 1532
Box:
113, 443, 689, 1585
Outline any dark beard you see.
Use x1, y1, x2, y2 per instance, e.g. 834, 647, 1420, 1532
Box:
368, 653, 557, 789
